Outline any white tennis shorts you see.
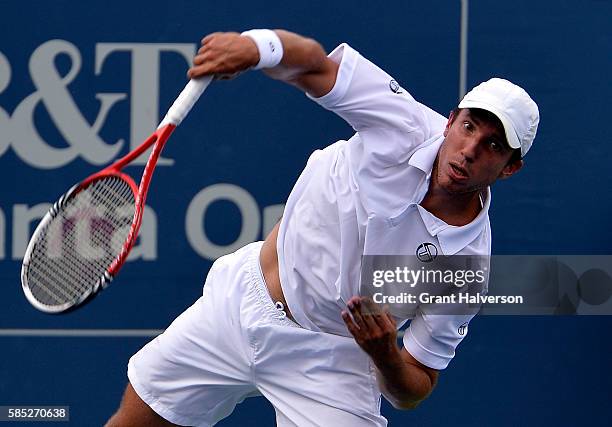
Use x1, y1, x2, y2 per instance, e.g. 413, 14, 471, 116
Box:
128, 242, 387, 426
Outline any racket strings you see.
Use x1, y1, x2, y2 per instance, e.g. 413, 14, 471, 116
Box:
25, 176, 136, 307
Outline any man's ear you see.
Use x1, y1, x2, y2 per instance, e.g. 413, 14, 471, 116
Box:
499, 159, 523, 179
444, 110, 458, 137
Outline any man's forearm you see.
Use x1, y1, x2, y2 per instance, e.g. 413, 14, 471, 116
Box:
263, 31, 327, 78
371, 347, 437, 409
263, 30, 338, 97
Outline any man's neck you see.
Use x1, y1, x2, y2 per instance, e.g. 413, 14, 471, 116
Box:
420, 182, 483, 227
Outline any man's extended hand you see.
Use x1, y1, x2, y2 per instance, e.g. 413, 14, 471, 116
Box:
188, 32, 260, 80
341, 296, 399, 360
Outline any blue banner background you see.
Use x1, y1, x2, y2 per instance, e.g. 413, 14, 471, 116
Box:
1, 1, 610, 425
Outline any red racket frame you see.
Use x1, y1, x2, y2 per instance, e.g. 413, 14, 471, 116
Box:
80, 124, 177, 278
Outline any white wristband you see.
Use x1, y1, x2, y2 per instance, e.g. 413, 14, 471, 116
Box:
241, 29, 284, 70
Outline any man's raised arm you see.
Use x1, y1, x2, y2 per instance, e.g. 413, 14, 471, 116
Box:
187, 30, 339, 98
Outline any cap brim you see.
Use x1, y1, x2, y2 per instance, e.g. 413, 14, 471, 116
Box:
458, 100, 521, 150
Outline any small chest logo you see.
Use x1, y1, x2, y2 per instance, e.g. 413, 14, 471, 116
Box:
416, 243, 438, 263
389, 79, 403, 94
458, 322, 468, 336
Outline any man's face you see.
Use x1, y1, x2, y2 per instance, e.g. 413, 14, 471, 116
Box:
434, 108, 522, 195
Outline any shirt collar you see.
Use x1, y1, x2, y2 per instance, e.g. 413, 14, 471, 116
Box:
416, 188, 491, 255
408, 134, 492, 255
408, 134, 444, 174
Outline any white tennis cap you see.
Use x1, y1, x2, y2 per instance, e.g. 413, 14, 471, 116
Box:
458, 78, 539, 157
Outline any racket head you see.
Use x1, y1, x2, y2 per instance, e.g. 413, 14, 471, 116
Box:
21, 172, 140, 313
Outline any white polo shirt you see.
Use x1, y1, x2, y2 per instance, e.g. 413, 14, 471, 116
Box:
276, 43, 491, 370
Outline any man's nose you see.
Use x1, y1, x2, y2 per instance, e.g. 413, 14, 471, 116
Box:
461, 137, 480, 162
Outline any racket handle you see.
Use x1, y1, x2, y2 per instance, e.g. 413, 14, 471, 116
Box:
158, 76, 213, 128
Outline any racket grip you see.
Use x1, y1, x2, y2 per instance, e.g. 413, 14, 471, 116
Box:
158, 76, 213, 128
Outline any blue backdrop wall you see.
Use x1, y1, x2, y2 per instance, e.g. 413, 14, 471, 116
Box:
1, 1, 610, 425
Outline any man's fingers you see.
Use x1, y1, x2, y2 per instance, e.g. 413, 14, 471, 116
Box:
383, 306, 397, 329
193, 54, 205, 66
341, 310, 359, 337
372, 310, 395, 334
368, 303, 397, 337
191, 32, 256, 80
360, 296, 382, 315
188, 64, 214, 79
347, 300, 366, 329
201, 32, 221, 45
189, 49, 225, 77
344, 298, 399, 356
359, 297, 389, 329
349, 298, 380, 332
195, 47, 219, 65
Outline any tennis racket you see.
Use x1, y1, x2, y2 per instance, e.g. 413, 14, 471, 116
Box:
21, 76, 213, 313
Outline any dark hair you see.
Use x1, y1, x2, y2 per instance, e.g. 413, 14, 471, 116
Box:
450, 107, 522, 163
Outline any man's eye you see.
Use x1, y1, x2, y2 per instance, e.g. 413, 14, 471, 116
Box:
463, 121, 473, 131
489, 140, 501, 151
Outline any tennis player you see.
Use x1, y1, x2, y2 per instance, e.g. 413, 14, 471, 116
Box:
107, 29, 539, 426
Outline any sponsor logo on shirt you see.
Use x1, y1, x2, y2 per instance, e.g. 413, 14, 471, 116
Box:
416, 242, 438, 263
389, 79, 403, 94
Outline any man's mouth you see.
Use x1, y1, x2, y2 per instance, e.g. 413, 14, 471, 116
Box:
449, 163, 469, 180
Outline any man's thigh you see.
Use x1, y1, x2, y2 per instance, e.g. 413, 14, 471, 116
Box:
125, 246, 261, 426
251, 322, 388, 427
